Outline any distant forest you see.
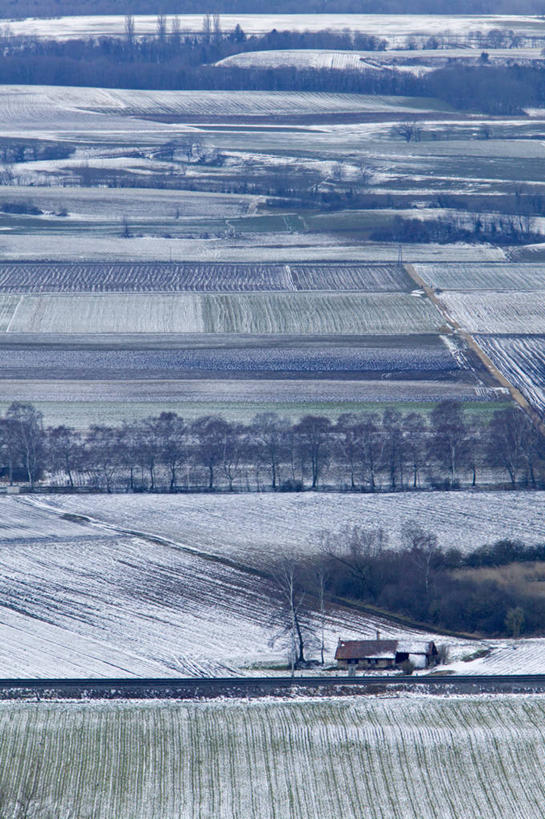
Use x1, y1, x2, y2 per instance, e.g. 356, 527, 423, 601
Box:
1, 1, 545, 18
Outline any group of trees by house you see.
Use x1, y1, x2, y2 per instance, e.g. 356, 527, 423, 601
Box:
1, 400, 543, 493
269, 524, 545, 664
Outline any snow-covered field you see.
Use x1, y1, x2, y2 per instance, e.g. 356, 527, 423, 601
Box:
0, 497, 448, 677
438, 291, 545, 334
0, 185, 252, 222
0, 379, 487, 429
449, 640, 545, 675
0, 495, 539, 677
27, 492, 545, 565
476, 335, 545, 415
219, 46, 545, 73
415, 263, 545, 292
0, 696, 544, 818
218, 48, 434, 75
0, 85, 446, 137
0, 234, 506, 262
0, 291, 443, 335
0, 377, 484, 407
7, 13, 544, 45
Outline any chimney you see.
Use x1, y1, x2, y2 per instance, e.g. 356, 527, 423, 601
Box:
376, 630, 380, 641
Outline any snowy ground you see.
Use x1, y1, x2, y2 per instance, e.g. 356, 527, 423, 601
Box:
0, 494, 540, 676
0, 496, 460, 678
0, 234, 506, 262
24, 492, 545, 566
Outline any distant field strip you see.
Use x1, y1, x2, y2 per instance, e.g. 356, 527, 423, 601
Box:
290, 263, 412, 291
0, 340, 459, 378
5, 292, 442, 334
83, 89, 449, 118
437, 291, 545, 334
476, 335, 545, 415
0, 262, 411, 293
200, 293, 441, 335
37, 491, 545, 563
0, 295, 20, 331
415, 263, 545, 291
0, 697, 544, 818
7, 294, 204, 334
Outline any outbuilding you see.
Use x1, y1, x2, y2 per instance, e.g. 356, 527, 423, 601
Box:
335, 638, 439, 670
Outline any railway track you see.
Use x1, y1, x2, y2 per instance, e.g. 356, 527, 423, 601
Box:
0, 675, 544, 699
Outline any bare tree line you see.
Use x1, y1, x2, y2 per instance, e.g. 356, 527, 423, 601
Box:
0, 400, 543, 493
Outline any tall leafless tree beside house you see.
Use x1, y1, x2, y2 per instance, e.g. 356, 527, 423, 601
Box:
269, 557, 315, 673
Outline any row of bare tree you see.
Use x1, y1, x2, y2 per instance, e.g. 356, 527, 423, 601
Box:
0, 400, 542, 492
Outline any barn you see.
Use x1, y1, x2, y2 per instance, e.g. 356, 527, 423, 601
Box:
335, 638, 439, 670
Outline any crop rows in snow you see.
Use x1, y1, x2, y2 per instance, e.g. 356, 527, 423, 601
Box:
476, 335, 545, 415
33, 491, 545, 566
437, 291, 545, 335
415, 262, 545, 292
0, 262, 411, 293
0, 696, 544, 818
2, 292, 442, 335
289, 263, 412, 291
449, 639, 545, 675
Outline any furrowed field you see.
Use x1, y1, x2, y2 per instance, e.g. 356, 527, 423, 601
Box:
0, 291, 443, 335
0, 696, 545, 818
0, 262, 412, 293
25, 492, 545, 567
476, 335, 545, 415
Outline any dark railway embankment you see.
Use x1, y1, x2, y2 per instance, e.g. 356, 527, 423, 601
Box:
1, 676, 545, 700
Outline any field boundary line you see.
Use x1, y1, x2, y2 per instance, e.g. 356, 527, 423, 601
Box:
5, 295, 23, 333
405, 263, 545, 434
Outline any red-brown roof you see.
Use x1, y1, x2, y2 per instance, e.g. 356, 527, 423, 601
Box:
335, 639, 398, 661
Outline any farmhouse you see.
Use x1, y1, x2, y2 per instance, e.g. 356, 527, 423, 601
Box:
335, 637, 439, 670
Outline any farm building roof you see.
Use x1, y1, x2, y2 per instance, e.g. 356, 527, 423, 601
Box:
335, 640, 398, 661
335, 639, 436, 661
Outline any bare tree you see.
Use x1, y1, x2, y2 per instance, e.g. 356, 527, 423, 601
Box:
394, 119, 421, 143
294, 415, 332, 489
401, 520, 440, 597
505, 606, 524, 639
202, 13, 211, 43
124, 15, 135, 53
251, 412, 289, 490
213, 12, 222, 44
6, 402, 45, 488
46, 425, 82, 488
269, 558, 314, 673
